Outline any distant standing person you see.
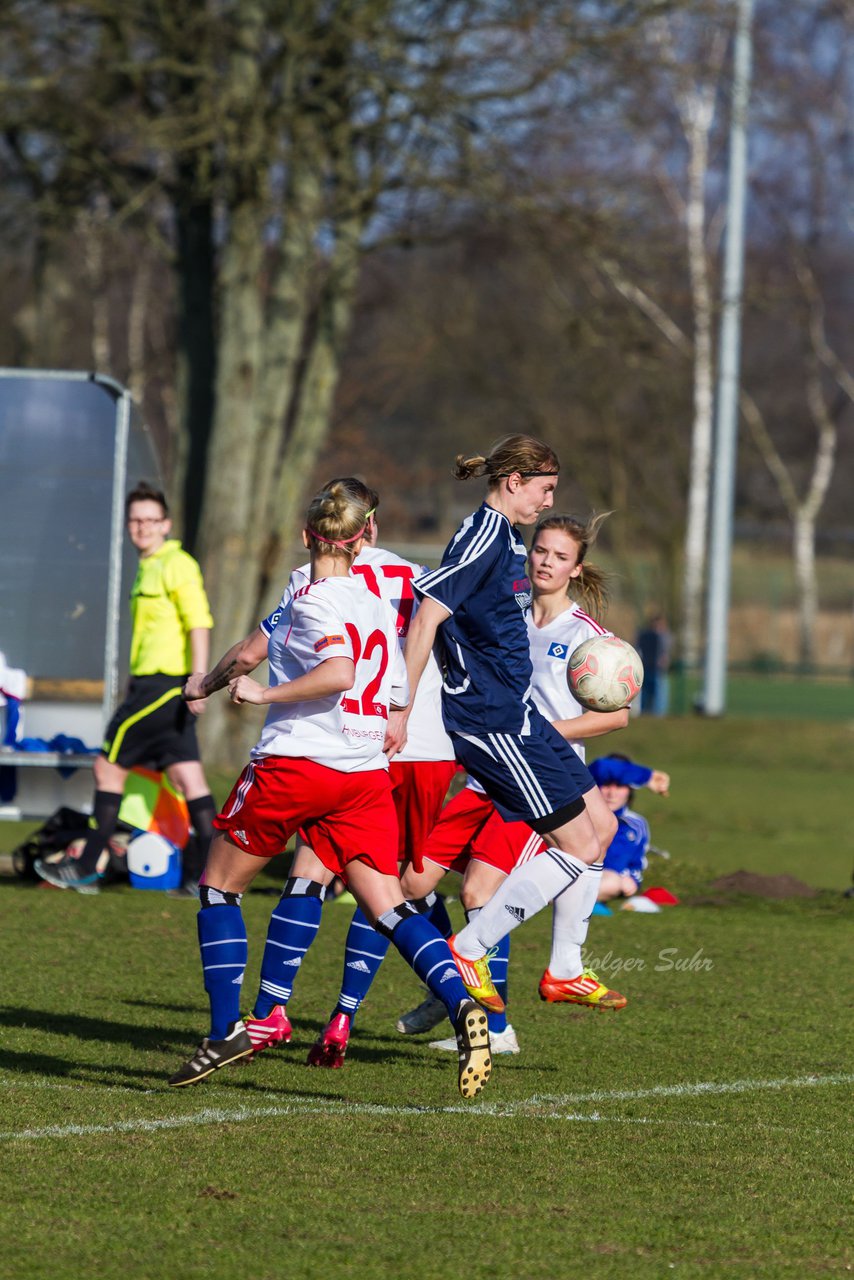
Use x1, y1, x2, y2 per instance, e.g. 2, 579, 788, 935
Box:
635, 613, 672, 716
35, 482, 217, 895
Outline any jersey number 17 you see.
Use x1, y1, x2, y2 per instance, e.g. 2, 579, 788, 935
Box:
351, 563, 416, 637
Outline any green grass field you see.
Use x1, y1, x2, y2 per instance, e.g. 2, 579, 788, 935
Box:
1, 716, 852, 1279
672, 672, 854, 722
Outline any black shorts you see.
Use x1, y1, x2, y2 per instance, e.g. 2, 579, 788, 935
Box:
102, 674, 200, 770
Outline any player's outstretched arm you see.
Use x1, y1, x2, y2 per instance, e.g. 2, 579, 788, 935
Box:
552, 708, 630, 742
183, 626, 270, 702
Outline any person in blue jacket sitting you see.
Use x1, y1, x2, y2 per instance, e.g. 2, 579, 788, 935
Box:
588, 754, 670, 902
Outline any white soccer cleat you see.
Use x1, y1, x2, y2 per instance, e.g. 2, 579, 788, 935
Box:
430, 1023, 520, 1055
395, 990, 449, 1035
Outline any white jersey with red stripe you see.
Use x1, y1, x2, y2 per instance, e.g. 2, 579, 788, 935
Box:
526, 603, 611, 761
461, 602, 610, 805
253, 575, 408, 773
261, 545, 454, 764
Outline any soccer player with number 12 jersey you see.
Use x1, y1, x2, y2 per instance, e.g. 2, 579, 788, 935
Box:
169, 482, 490, 1098
244, 490, 457, 1069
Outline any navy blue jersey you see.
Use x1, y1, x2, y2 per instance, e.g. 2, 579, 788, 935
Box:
415, 503, 534, 734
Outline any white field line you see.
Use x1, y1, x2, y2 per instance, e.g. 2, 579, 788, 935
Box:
517, 1071, 854, 1108
0, 1071, 850, 1143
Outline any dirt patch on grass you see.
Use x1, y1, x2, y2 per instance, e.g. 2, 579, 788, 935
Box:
708, 870, 817, 899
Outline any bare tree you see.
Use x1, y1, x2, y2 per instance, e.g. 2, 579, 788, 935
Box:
651, 18, 728, 669
4, 0, 679, 762
740, 256, 851, 667
738, 1, 853, 665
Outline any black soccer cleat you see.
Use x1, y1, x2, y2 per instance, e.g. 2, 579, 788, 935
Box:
167, 1021, 254, 1087
454, 1000, 492, 1099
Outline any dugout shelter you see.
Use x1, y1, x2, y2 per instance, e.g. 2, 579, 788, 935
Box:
0, 369, 160, 819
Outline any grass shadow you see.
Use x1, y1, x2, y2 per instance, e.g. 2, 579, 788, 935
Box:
0, 1004, 196, 1052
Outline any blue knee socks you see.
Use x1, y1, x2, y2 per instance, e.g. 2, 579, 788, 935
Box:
466, 906, 509, 1034
334, 906, 391, 1022
253, 878, 324, 1018
377, 904, 469, 1018
198, 893, 247, 1040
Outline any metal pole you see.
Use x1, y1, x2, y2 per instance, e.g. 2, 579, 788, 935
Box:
103, 387, 131, 727
702, 0, 754, 715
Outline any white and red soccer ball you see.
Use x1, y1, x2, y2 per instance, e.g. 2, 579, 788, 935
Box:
567, 635, 644, 713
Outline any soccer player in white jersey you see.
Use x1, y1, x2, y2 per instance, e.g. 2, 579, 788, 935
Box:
181, 479, 457, 1069
386, 435, 619, 1013
523, 513, 633, 1006
396, 511, 631, 1052
168, 483, 491, 1099
238, 494, 457, 1070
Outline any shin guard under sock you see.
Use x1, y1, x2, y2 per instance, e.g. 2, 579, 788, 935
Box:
198, 897, 247, 1039
466, 906, 509, 1035
334, 906, 391, 1022
549, 861, 603, 978
454, 849, 588, 956
185, 794, 216, 882
377, 904, 470, 1020
75, 790, 123, 874
427, 891, 453, 939
254, 878, 324, 1018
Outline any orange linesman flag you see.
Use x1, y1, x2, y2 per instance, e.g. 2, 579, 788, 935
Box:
118, 766, 191, 849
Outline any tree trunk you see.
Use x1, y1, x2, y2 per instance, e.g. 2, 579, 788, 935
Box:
82, 204, 111, 374
792, 510, 817, 670
266, 210, 366, 595
196, 200, 267, 628
175, 187, 217, 551
248, 161, 325, 557
201, 210, 366, 772
796, 357, 838, 669
680, 107, 715, 670
126, 253, 151, 407
33, 238, 71, 367
741, 370, 836, 672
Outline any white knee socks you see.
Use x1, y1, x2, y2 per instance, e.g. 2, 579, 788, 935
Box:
548, 861, 603, 978
453, 848, 588, 957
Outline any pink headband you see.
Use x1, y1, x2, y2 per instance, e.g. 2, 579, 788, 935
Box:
306, 523, 367, 549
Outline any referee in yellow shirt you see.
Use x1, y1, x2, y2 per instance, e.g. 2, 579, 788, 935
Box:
36, 482, 217, 895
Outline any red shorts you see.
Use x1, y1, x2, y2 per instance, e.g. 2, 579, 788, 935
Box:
389, 759, 457, 871
214, 756, 399, 878
422, 787, 546, 877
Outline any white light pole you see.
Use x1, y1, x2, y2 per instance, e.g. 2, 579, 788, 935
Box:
702, 0, 754, 715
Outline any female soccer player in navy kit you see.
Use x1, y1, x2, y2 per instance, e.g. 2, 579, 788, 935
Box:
396, 511, 630, 1052
387, 436, 618, 1000
168, 483, 491, 1098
